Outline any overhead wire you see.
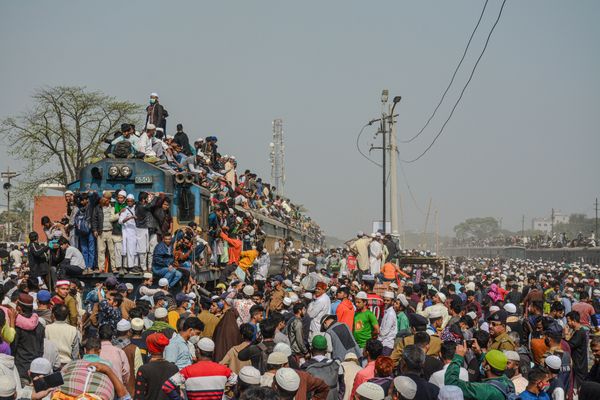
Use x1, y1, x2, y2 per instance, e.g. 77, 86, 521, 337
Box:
399, 161, 426, 216
401, 0, 490, 144
356, 123, 382, 167
402, 0, 508, 163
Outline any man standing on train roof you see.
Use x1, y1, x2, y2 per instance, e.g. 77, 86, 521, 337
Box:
112, 190, 127, 274
119, 194, 138, 273
146, 92, 168, 135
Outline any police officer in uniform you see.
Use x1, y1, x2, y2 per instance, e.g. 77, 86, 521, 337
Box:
488, 310, 517, 351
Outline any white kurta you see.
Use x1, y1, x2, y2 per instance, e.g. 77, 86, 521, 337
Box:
378, 306, 398, 349
307, 293, 331, 340
369, 240, 383, 275
119, 206, 137, 269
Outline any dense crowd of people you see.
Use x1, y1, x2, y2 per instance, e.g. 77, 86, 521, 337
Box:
3, 216, 600, 399
452, 231, 597, 249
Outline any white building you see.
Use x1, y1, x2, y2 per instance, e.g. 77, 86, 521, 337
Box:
532, 210, 569, 234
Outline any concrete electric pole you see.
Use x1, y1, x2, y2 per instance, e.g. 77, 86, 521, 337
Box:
389, 96, 402, 240
269, 119, 285, 196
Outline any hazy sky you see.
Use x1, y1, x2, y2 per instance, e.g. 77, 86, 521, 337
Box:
1, 1, 598, 239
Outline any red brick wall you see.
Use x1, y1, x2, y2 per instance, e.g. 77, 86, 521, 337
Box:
33, 196, 66, 237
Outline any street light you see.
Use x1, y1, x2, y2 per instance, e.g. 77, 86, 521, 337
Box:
381, 89, 389, 104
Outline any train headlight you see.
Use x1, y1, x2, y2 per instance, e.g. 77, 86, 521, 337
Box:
120, 165, 132, 177
108, 165, 120, 178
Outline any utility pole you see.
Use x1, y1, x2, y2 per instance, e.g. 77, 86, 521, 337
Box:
269, 119, 285, 196
1, 168, 20, 239
380, 90, 388, 232
389, 96, 402, 239
422, 198, 432, 250
595, 198, 598, 239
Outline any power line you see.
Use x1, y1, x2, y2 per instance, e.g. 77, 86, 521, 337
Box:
402, 0, 508, 163
399, 162, 425, 216
356, 123, 382, 167
401, 0, 490, 144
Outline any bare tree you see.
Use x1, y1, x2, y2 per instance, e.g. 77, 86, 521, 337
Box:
0, 86, 141, 195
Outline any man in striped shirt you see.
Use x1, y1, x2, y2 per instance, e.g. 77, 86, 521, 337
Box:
162, 337, 236, 400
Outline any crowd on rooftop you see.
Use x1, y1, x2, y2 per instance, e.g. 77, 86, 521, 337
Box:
452, 231, 597, 249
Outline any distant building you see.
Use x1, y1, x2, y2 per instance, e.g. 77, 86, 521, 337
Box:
531, 210, 569, 233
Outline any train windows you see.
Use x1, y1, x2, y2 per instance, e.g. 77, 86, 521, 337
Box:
178, 187, 195, 223
202, 197, 210, 228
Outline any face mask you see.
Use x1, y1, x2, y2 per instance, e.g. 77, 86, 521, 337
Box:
479, 364, 486, 377
149, 98, 156, 104
69, 289, 78, 296
188, 335, 200, 345
541, 383, 551, 392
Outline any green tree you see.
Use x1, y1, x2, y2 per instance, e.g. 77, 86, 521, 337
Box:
0, 86, 141, 196
453, 217, 500, 240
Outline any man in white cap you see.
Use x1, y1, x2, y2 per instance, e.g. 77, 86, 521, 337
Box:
234, 366, 261, 398
504, 350, 528, 394
379, 291, 399, 355
234, 285, 256, 326
419, 291, 449, 328
273, 367, 301, 400
111, 190, 128, 273
393, 376, 418, 400
162, 337, 235, 400
118, 194, 138, 272
114, 319, 142, 394
146, 92, 168, 136
368, 234, 383, 275
356, 381, 385, 400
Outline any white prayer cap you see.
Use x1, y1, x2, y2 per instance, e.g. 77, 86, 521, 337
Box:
489, 305, 500, 313
355, 291, 368, 300
438, 385, 464, 400
383, 291, 395, 299
118, 190, 127, 197
303, 292, 313, 300
146, 123, 156, 130
273, 343, 292, 357
116, 319, 131, 332
283, 297, 292, 306
503, 303, 517, 314
268, 352, 289, 365
545, 355, 562, 371
428, 309, 444, 319
154, 308, 168, 319
198, 337, 215, 352
356, 382, 385, 400
242, 285, 254, 296
397, 294, 409, 307
131, 318, 144, 331
158, 278, 169, 287
289, 293, 299, 303
436, 292, 446, 303
150, 92, 159, 97
30, 357, 52, 375
389, 282, 399, 289
238, 366, 261, 385
504, 350, 520, 362
125, 283, 133, 291
466, 311, 477, 321
393, 376, 417, 399
275, 368, 300, 392
126, 194, 135, 200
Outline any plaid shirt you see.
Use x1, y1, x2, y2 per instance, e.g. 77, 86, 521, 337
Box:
56, 360, 115, 399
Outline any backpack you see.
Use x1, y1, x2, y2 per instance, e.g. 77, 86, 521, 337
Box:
256, 342, 270, 374
488, 379, 518, 400
305, 359, 340, 400
112, 140, 132, 158
74, 210, 91, 235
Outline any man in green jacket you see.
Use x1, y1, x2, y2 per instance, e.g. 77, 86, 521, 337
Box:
445, 341, 516, 400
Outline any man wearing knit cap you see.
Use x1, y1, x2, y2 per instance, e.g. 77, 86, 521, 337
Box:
14, 293, 46, 380
307, 281, 332, 340
379, 291, 398, 355
504, 350, 528, 394
234, 366, 261, 398
393, 376, 417, 399
136, 333, 179, 400
54, 279, 78, 326
162, 337, 235, 400
446, 343, 515, 400
356, 381, 385, 400
302, 335, 342, 400
274, 367, 301, 400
